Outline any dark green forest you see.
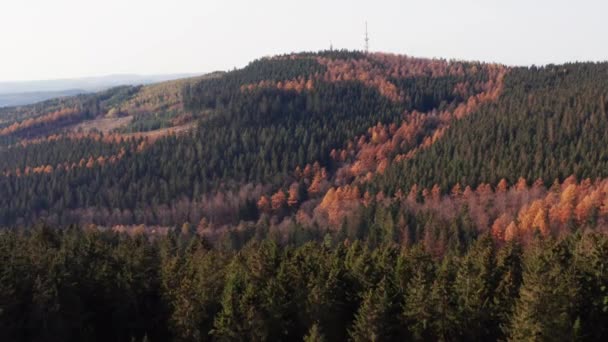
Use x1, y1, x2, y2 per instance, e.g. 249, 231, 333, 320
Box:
2, 225, 607, 342
372, 63, 608, 194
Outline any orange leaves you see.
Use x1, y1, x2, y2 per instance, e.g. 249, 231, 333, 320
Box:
241, 77, 313, 93
532, 208, 550, 236
317, 185, 361, 227
333, 117, 430, 184
318, 188, 337, 211
0, 108, 81, 137
327, 63, 506, 187
271, 190, 287, 211
549, 184, 577, 225
451, 184, 463, 198
13, 131, 122, 149
496, 179, 508, 193
517, 200, 547, 236
287, 183, 299, 207
305, 79, 314, 91
401, 175, 608, 244
504, 221, 519, 242
370, 52, 504, 85
491, 213, 512, 241
575, 192, 600, 223
431, 185, 442, 202
257, 195, 271, 213
515, 177, 528, 192
376, 159, 389, 174
29, 165, 53, 174
240, 52, 504, 105
5, 150, 127, 177
307, 166, 327, 197
317, 57, 402, 101
308, 174, 323, 196
257, 185, 300, 215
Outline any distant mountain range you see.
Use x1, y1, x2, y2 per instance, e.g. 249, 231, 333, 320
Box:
0, 73, 201, 107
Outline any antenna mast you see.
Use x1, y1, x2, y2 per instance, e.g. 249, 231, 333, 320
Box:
364, 21, 370, 53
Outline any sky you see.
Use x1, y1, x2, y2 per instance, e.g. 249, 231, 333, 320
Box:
1, 0, 606, 82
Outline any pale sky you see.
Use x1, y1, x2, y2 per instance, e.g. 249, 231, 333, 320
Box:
1, 0, 606, 81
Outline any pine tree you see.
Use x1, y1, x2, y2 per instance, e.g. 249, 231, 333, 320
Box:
507, 239, 580, 341
349, 277, 399, 341
495, 241, 524, 338
402, 249, 436, 340
570, 233, 608, 340
211, 257, 263, 341
303, 323, 325, 342
454, 234, 499, 340
430, 255, 459, 341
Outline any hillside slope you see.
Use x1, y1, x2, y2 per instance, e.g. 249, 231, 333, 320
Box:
0, 73, 218, 144
0, 51, 502, 229
0, 51, 607, 249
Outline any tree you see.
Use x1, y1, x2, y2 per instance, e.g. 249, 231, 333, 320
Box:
402, 248, 436, 340
303, 323, 325, 342
494, 241, 523, 339
271, 190, 287, 211
288, 183, 300, 207
211, 257, 267, 341
507, 239, 580, 341
430, 255, 459, 341
349, 277, 400, 341
454, 235, 499, 340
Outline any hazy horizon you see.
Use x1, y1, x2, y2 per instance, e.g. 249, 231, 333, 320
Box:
0, 72, 204, 84
2, 0, 607, 82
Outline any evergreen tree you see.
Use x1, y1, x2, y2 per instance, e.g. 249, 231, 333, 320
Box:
348, 277, 400, 341
303, 323, 325, 342
495, 241, 524, 338
430, 255, 459, 341
402, 248, 436, 340
508, 239, 580, 341
454, 234, 499, 340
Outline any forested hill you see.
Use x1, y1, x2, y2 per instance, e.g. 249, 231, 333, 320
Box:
3, 51, 608, 341
0, 51, 608, 248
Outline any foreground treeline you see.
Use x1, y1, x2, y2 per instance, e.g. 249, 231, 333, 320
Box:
1, 225, 607, 341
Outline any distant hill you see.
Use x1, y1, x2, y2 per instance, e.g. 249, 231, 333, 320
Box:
0, 89, 87, 107
0, 73, 202, 107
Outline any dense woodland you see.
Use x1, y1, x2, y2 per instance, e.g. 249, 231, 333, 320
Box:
373, 63, 608, 193
1, 51, 608, 340
1, 225, 607, 341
